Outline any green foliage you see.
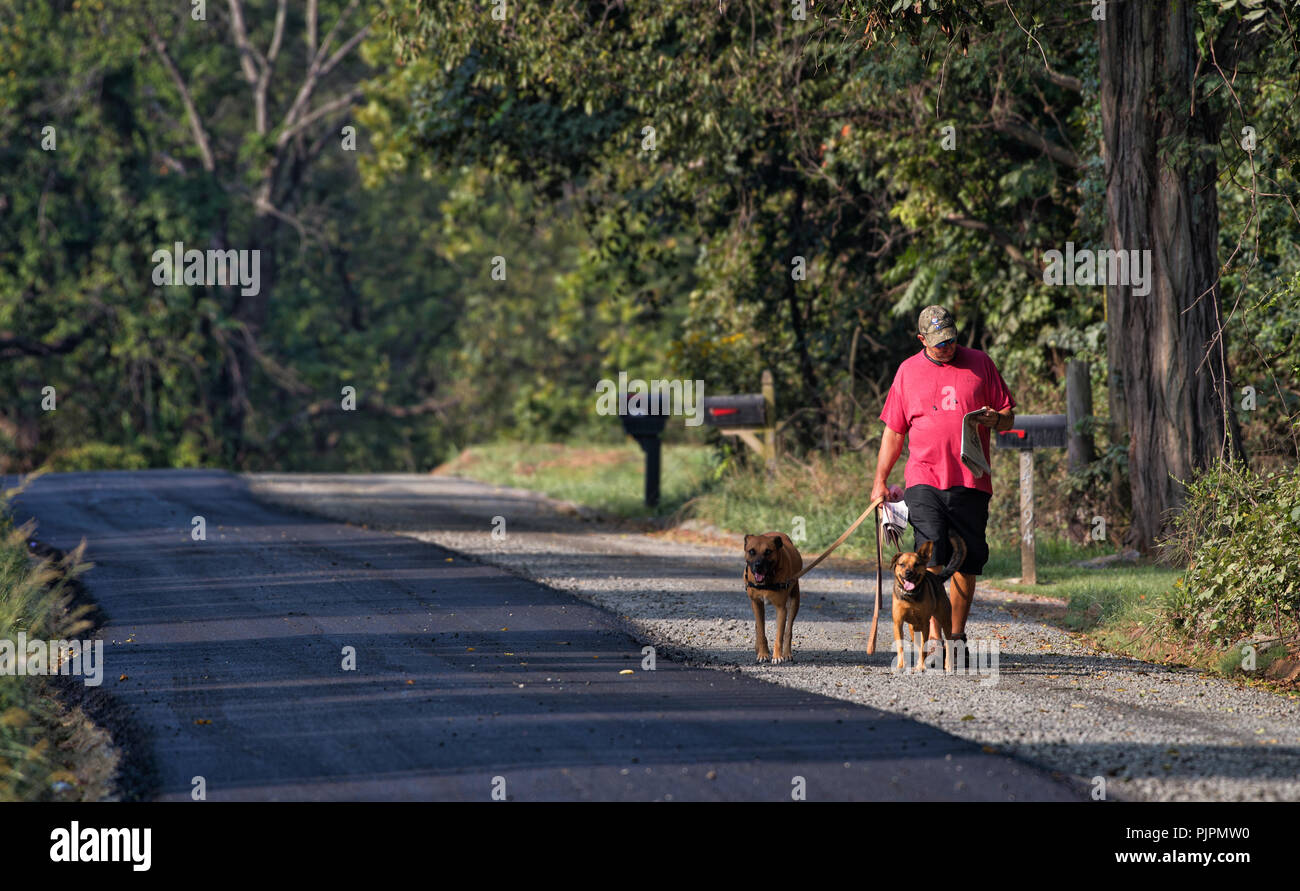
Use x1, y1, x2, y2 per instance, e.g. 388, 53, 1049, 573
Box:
1161, 460, 1300, 645
0, 486, 96, 801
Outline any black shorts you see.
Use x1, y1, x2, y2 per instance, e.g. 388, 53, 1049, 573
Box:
903, 484, 991, 575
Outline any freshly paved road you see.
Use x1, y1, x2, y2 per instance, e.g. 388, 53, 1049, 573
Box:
6, 470, 1080, 800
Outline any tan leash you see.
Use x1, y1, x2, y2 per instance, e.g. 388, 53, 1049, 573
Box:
868, 499, 883, 655
793, 494, 886, 581
781, 495, 887, 654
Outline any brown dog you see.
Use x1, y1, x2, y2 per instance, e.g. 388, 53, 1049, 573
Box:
743, 532, 803, 663
890, 534, 966, 672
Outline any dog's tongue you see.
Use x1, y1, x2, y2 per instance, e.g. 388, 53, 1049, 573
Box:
753, 572, 765, 583
901, 579, 916, 591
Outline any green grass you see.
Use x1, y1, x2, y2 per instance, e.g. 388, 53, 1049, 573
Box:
437, 441, 719, 519
0, 481, 96, 800
986, 546, 1183, 631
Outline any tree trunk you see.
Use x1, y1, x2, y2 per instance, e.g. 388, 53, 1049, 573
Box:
1098, 0, 1245, 552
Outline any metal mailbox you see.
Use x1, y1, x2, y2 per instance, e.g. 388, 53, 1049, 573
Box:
620, 404, 669, 508
702, 394, 767, 428
620, 411, 668, 439
994, 414, 1068, 450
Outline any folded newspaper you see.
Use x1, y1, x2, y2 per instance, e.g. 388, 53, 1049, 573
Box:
879, 498, 909, 550
960, 408, 992, 478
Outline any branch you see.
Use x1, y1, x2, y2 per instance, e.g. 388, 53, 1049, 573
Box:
150, 33, 216, 172
0, 318, 100, 360
266, 0, 287, 64
264, 394, 460, 444
316, 21, 371, 81
306, 0, 318, 57
227, 0, 270, 133
225, 0, 264, 85
280, 0, 365, 135
940, 211, 1038, 276
991, 117, 1081, 168
277, 88, 363, 147
1043, 71, 1083, 94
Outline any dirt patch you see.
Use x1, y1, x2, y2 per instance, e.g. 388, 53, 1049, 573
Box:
535, 449, 635, 471
431, 448, 480, 475
434, 445, 635, 478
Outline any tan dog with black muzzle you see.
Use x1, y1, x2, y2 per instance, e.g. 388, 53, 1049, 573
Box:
890, 533, 966, 672
743, 532, 803, 663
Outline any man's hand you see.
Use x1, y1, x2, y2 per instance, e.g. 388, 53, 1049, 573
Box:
974, 405, 1011, 430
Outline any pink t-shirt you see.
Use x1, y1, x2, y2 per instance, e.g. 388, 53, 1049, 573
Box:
879, 345, 1015, 495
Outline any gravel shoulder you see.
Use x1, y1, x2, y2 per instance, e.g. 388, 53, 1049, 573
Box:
245, 471, 1300, 801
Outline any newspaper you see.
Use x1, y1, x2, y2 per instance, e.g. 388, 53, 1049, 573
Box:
960, 408, 992, 478
879, 498, 909, 549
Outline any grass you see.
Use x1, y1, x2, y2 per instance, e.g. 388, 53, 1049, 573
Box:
985, 544, 1183, 631
435, 441, 719, 518
0, 479, 102, 800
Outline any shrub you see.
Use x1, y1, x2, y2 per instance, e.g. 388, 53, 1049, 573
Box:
1160, 458, 1300, 647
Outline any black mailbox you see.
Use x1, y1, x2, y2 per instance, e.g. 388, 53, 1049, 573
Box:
994, 414, 1068, 450
620, 411, 668, 438
702, 394, 766, 427
620, 404, 669, 508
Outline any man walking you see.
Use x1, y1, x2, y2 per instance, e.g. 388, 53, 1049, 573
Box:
870, 306, 1016, 660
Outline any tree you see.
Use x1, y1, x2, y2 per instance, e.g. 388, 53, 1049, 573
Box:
1097, 1, 1256, 549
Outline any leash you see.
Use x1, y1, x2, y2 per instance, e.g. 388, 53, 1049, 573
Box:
794, 495, 886, 581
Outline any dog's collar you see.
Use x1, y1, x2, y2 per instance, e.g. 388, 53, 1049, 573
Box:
894, 576, 924, 600
747, 578, 795, 592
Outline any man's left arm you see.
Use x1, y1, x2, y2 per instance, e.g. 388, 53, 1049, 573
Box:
976, 357, 1016, 432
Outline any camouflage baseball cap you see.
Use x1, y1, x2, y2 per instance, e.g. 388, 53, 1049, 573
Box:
917, 305, 957, 347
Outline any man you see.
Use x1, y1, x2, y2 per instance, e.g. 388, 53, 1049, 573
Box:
870, 306, 1016, 660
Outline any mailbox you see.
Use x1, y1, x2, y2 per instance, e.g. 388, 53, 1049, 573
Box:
620, 411, 668, 439
994, 414, 1068, 450
620, 404, 669, 508
702, 394, 767, 428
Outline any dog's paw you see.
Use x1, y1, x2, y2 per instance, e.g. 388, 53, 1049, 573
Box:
771, 654, 786, 664
756, 653, 771, 663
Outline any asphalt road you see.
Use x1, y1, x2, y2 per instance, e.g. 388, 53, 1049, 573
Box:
7, 470, 1081, 801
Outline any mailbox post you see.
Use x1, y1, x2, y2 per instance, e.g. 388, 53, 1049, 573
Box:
993, 414, 1068, 585
620, 405, 668, 508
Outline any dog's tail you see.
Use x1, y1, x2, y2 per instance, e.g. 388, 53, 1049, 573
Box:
930, 533, 967, 583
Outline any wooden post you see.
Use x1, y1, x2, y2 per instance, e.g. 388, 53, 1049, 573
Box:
1066, 359, 1095, 472
761, 369, 777, 474
1020, 450, 1036, 584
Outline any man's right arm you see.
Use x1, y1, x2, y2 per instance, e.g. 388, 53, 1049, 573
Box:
871, 426, 905, 503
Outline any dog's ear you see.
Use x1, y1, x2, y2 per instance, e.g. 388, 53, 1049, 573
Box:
743, 534, 753, 550
916, 540, 934, 564
890, 552, 904, 569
